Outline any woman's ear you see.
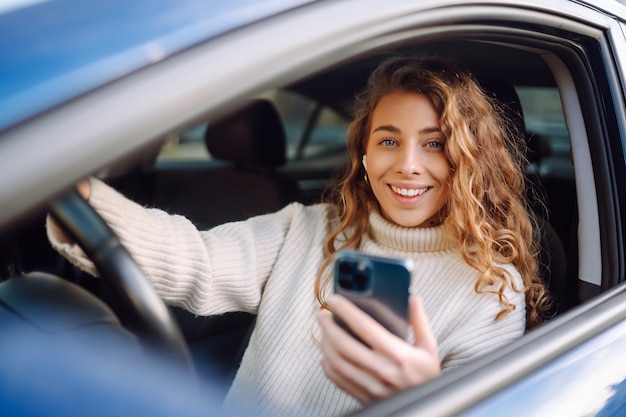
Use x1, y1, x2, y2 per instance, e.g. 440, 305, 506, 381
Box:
362, 154, 367, 171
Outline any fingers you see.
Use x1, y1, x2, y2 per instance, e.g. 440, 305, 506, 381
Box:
317, 294, 441, 403
76, 178, 91, 200
328, 295, 421, 377
318, 311, 391, 404
329, 294, 406, 351
410, 295, 439, 358
317, 308, 395, 403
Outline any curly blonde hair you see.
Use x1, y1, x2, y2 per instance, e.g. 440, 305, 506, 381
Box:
315, 55, 552, 328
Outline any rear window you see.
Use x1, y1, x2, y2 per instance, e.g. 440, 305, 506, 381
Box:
516, 86, 570, 157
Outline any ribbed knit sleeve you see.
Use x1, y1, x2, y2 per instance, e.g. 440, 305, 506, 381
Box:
47, 178, 312, 316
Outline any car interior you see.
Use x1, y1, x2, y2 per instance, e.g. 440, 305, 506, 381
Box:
0, 35, 581, 400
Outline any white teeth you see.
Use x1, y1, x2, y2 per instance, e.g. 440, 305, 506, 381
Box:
391, 185, 428, 197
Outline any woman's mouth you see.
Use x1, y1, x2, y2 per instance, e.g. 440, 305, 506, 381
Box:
390, 185, 430, 197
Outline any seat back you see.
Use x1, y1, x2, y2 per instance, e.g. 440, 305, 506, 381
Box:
205, 99, 287, 168
149, 99, 301, 230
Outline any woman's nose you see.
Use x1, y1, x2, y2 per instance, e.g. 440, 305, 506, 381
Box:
396, 146, 423, 175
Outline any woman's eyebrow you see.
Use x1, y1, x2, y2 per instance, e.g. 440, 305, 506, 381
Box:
371, 125, 442, 134
372, 124, 401, 134
419, 127, 442, 134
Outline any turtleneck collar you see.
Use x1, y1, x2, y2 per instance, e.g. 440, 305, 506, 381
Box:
367, 210, 454, 253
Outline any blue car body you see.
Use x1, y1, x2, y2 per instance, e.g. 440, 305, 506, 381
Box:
0, 0, 314, 131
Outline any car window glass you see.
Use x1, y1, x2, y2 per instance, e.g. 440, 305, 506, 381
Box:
156, 128, 210, 164
271, 90, 349, 161
515, 86, 570, 157
270, 90, 317, 160
154, 90, 348, 164
302, 106, 348, 159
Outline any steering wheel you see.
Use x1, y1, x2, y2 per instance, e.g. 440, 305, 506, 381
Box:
49, 188, 193, 373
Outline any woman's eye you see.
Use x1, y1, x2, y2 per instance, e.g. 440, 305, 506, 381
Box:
426, 140, 444, 150
380, 138, 397, 147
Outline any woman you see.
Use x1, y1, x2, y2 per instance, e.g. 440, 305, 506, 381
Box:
316, 56, 550, 404
48, 56, 551, 417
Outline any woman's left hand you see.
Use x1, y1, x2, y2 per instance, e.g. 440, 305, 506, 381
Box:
317, 294, 440, 404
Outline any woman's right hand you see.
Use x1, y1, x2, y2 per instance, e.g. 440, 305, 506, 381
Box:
317, 294, 440, 404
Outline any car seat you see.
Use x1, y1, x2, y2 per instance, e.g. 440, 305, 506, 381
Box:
148, 99, 301, 230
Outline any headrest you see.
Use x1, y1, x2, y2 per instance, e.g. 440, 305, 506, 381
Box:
204, 99, 286, 168
479, 78, 525, 136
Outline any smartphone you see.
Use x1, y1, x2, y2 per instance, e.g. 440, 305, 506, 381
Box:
332, 250, 413, 345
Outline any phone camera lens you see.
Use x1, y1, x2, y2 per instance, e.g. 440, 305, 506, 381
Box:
339, 262, 353, 275
336, 258, 371, 292
338, 277, 352, 289
354, 273, 368, 291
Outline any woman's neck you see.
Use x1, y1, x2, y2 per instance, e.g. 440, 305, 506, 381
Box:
367, 210, 453, 253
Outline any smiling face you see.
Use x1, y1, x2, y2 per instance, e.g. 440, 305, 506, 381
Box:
364, 91, 451, 228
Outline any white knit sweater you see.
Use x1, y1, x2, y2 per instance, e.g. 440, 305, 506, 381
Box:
47, 179, 526, 417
